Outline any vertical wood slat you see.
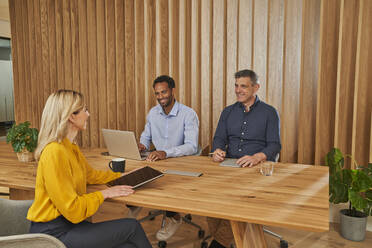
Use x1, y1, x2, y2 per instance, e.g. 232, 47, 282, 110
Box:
105, 0, 117, 131
70, 0, 80, 93
281, 0, 302, 163
212, 0, 225, 135
178, 0, 191, 106
266, 0, 284, 112
298, 0, 321, 164
315, 0, 341, 165
144, 0, 156, 114
26, 0, 37, 128
226, 0, 238, 106
190, 0, 201, 120
351, 0, 372, 167
334, 0, 359, 168
115, 0, 125, 131
168, 0, 179, 99
96, 0, 107, 147
55, 0, 64, 89
21, 1, 31, 123
40, 0, 50, 111
134, 0, 145, 139
252, 0, 268, 102
200, 0, 212, 148
48, 0, 57, 93
124, 0, 135, 132
33, 0, 42, 128
178, 0, 186, 104
87, 0, 98, 147
155, 0, 168, 76
62, 0, 72, 89
237, 0, 253, 70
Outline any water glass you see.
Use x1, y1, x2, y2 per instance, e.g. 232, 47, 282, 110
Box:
260, 162, 274, 176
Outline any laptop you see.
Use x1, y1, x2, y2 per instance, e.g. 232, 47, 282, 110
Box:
219, 158, 241, 168
102, 129, 149, 160
107, 166, 164, 189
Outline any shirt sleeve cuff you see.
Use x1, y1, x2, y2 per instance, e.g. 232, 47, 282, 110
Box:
95, 191, 105, 205
164, 149, 172, 158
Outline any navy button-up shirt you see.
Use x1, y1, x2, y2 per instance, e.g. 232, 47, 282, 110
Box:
212, 96, 281, 161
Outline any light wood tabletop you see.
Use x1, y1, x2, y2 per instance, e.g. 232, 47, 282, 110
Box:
0, 142, 329, 248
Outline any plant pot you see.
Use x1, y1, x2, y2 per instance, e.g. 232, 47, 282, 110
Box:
16, 149, 35, 162
340, 209, 368, 241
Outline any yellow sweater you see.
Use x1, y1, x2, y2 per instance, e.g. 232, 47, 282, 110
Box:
27, 138, 121, 223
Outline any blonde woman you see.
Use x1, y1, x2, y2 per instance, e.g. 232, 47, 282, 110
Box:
27, 90, 151, 248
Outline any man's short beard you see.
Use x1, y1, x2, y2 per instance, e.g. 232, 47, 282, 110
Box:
159, 96, 174, 107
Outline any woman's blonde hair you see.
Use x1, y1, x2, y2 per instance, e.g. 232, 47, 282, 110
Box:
35, 89, 85, 160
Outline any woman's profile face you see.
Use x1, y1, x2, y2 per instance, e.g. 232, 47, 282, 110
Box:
71, 106, 90, 131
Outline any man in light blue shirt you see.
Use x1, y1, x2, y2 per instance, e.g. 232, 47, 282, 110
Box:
136, 75, 199, 241
138, 75, 199, 161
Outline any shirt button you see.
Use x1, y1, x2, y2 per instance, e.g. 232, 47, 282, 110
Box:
238, 149, 242, 152
244, 122, 247, 124
242, 132, 244, 135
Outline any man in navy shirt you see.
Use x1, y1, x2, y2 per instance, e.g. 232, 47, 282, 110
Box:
208, 69, 281, 248
212, 69, 281, 166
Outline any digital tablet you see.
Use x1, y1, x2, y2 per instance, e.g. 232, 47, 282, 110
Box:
219, 158, 241, 168
107, 166, 164, 189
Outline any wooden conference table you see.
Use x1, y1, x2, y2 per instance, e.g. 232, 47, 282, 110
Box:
0, 142, 329, 248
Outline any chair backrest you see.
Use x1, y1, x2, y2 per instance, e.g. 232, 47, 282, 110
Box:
275, 153, 280, 162
0, 199, 33, 236
195, 144, 210, 156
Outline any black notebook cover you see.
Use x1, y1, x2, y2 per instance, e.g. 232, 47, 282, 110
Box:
107, 166, 164, 189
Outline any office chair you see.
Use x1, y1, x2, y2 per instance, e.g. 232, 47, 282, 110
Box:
200, 153, 288, 248
139, 145, 209, 248
140, 211, 206, 248
0, 199, 66, 248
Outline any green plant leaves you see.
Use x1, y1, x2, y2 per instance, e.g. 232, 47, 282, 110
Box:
349, 190, 368, 211
6, 121, 39, 153
326, 148, 372, 216
352, 170, 372, 192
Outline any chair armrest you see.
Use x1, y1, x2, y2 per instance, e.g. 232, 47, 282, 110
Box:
0, 233, 66, 248
200, 145, 210, 156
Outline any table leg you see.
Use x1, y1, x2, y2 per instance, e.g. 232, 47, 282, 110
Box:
230, 220, 267, 248
9, 188, 34, 200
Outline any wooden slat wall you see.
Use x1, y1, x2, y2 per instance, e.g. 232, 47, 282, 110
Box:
351, 0, 372, 168
8, 0, 372, 166
334, 0, 359, 167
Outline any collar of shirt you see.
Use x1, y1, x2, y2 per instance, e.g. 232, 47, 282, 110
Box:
237, 95, 261, 111
157, 100, 180, 117
61, 137, 78, 152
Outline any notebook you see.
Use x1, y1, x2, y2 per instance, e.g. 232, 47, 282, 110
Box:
107, 166, 164, 189
102, 129, 149, 160
219, 158, 241, 168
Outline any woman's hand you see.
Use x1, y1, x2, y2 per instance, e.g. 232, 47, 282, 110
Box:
101, 185, 134, 199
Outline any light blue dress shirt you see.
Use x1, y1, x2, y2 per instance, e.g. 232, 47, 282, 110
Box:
140, 101, 199, 158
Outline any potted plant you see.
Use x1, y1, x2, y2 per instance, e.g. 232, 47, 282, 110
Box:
6, 121, 38, 162
325, 148, 372, 241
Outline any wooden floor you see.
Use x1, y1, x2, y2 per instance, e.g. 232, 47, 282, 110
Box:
94, 201, 372, 248
1, 192, 371, 247
136, 210, 372, 248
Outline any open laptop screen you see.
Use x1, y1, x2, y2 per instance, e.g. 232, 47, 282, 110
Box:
107, 166, 164, 189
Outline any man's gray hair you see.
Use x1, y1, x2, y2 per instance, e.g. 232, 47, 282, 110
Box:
234, 70, 258, 85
